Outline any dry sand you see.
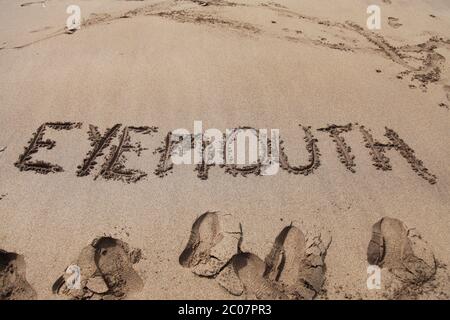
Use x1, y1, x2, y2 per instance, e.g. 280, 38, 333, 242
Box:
0, 0, 449, 300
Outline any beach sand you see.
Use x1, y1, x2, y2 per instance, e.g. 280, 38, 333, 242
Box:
0, 0, 449, 299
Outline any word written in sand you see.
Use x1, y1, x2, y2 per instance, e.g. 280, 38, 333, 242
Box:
14, 122, 437, 184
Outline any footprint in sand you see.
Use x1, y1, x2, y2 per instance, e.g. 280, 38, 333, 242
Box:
29, 26, 53, 34
219, 226, 331, 300
52, 237, 143, 300
226, 253, 287, 299
179, 213, 331, 300
0, 249, 36, 300
367, 217, 436, 285
179, 211, 242, 277
265, 226, 330, 299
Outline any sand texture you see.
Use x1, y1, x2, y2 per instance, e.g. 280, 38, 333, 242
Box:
0, 0, 449, 300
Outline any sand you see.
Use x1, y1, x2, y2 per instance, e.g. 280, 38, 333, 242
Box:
0, 0, 449, 300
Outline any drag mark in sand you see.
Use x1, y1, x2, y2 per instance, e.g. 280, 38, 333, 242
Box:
261, 4, 448, 91
152, 9, 261, 34
6, 0, 449, 100
343, 21, 413, 70
20, 1, 47, 7
11, 28, 68, 50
